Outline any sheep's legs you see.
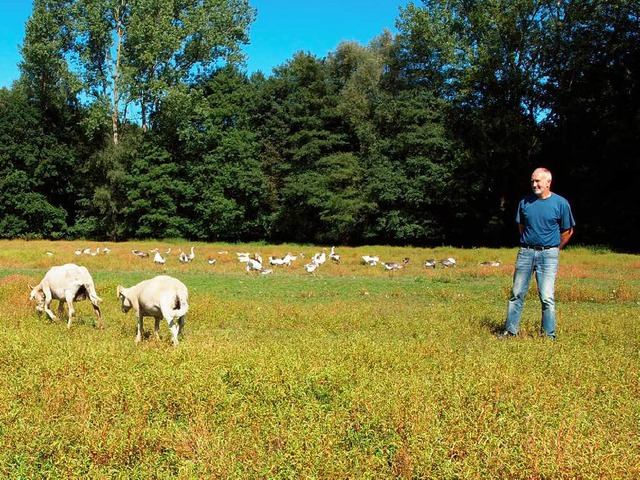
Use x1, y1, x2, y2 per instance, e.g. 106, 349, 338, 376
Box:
57, 301, 65, 321
169, 321, 180, 346
92, 303, 104, 329
178, 316, 185, 336
43, 292, 58, 322
154, 318, 161, 340
136, 316, 144, 343
64, 291, 76, 328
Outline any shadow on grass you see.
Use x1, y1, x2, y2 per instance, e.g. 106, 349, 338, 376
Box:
479, 314, 505, 335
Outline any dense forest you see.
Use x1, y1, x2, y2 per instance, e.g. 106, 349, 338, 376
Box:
0, 0, 638, 250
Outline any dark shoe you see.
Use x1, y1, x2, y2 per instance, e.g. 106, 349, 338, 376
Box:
495, 330, 517, 339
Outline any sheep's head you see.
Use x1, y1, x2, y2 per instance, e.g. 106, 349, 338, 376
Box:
116, 285, 132, 313
28, 284, 45, 315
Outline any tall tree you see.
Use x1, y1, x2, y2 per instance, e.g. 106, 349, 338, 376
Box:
19, 0, 81, 116
155, 66, 269, 241
540, 0, 640, 249
395, 0, 553, 245
24, 0, 255, 144
327, 36, 461, 245
0, 88, 68, 238
121, 136, 189, 238
255, 52, 358, 243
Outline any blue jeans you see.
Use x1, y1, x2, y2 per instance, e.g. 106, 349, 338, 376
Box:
505, 247, 559, 338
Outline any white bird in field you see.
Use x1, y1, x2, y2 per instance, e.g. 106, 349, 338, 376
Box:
304, 260, 319, 274
132, 249, 149, 258
260, 268, 273, 275
269, 256, 286, 266
75, 249, 83, 255
313, 250, 326, 266
361, 255, 379, 266
153, 251, 166, 264
246, 257, 264, 273
383, 262, 403, 272
329, 246, 340, 264
179, 251, 190, 263
187, 246, 195, 262
207, 257, 217, 265
424, 259, 437, 269
237, 252, 251, 263
440, 257, 457, 268
480, 260, 501, 267
46, 251, 54, 256
102, 246, 111, 254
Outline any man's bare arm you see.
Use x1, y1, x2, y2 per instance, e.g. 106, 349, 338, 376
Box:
559, 227, 574, 250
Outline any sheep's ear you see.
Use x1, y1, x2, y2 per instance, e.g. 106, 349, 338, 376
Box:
116, 285, 123, 298
28, 284, 34, 291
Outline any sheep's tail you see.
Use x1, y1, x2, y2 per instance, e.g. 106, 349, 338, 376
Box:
71, 281, 102, 304
172, 291, 189, 319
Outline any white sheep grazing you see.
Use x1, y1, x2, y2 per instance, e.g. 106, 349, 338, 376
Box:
117, 275, 189, 346
29, 263, 103, 329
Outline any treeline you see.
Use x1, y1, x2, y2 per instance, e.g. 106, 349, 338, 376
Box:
0, 0, 638, 250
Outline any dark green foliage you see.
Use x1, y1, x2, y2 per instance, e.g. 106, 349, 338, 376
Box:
255, 53, 358, 243
188, 130, 268, 241
0, 0, 637, 250
539, 0, 640, 250
122, 138, 189, 239
156, 66, 269, 241
278, 152, 374, 244
363, 88, 461, 245
0, 170, 67, 238
0, 86, 76, 239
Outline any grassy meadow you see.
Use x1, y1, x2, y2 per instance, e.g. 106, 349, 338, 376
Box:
0, 239, 639, 478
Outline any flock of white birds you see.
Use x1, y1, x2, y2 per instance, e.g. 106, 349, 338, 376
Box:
64, 245, 501, 274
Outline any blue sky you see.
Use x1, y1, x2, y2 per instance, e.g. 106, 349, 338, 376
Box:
0, 0, 410, 89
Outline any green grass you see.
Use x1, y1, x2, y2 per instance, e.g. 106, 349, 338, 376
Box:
0, 239, 639, 478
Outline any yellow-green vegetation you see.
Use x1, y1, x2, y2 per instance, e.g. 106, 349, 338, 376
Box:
0, 240, 639, 478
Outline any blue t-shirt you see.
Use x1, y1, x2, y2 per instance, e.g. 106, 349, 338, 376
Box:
516, 193, 575, 247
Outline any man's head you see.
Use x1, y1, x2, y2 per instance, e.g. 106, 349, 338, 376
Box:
531, 168, 552, 198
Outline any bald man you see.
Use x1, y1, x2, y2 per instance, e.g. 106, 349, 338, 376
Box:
497, 168, 575, 340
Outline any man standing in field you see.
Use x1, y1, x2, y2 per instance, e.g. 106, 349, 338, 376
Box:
497, 167, 575, 340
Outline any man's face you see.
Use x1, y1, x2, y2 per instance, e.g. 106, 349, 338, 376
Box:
531, 170, 551, 197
